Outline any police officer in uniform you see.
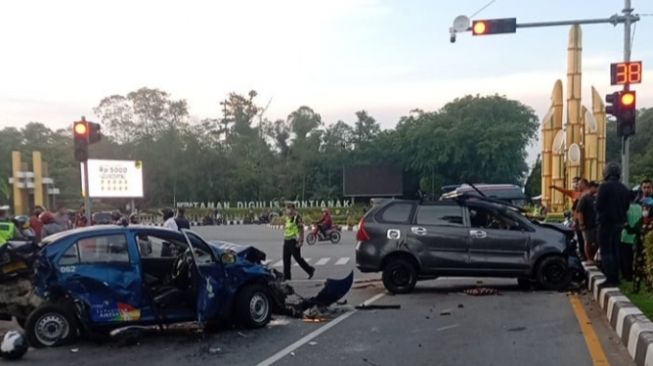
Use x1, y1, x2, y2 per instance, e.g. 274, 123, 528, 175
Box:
0, 206, 17, 246
283, 203, 315, 280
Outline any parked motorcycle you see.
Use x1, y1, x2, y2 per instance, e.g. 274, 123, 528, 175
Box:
306, 224, 342, 245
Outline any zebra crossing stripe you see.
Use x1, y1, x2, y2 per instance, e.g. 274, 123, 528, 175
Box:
335, 257, 350, 265
314, 257, 330, 266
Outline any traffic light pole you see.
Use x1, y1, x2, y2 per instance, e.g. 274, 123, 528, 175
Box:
83, 160, 92, 225
622, 0, 633, 186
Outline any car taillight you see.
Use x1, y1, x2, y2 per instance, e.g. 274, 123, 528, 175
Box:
356, 218, 370, 242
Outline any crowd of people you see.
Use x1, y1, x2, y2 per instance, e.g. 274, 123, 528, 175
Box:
554, 162, 653, 290
0, 204, 73, 245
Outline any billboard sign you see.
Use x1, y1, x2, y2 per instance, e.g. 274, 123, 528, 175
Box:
82, 159, 143, 198
343, 165, 403, 197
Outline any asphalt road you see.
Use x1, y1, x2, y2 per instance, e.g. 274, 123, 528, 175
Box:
4, 225, 637, 366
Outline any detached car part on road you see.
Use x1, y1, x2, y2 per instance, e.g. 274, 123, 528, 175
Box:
356, 196, 583, 294
23, 226, 289, 348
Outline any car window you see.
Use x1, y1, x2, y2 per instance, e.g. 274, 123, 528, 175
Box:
136, 233, 186, 258
379, 203, 414, 223
416, 205, 464, 227
59, 243, 80, 265
186, 232, 215, 265
76, 234, 130, 263
469, 206, 521, 231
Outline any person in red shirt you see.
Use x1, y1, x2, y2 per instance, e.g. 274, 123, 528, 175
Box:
317, 208, 333, 237
29, 206, 44, 243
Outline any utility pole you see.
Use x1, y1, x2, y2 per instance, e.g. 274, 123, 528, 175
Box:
622, 0, 633, 186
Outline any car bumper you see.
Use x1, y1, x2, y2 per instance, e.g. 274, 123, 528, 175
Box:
355, 241, 382, 273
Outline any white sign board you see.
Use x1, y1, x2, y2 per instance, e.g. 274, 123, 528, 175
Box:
81, 159, 143, 198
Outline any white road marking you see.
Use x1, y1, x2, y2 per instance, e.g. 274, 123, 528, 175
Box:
314, 257, 331, 266
335, 257, 350, 265
256, 292, 386, 366
272, 260, 283, 267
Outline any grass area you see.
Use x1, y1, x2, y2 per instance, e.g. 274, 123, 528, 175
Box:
619, 281, 653, 319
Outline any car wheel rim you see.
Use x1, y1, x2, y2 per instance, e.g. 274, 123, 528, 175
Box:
545, 263, 566, 284
249, 293, 269, 324
35, 313, 70, 347
391, 266, 411, 287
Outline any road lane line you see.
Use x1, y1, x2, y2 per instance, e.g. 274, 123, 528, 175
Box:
569, 294, 610, 366
256, 292, 386, 366
335, 257, 350, 265
314, 257, 331, 266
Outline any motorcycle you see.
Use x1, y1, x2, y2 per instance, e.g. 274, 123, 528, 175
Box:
306, 223, 342, 245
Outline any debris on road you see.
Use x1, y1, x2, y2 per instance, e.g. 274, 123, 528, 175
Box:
436, 324, 459, 332
506, 326, 527, 332
355, 304, 401, 310
309, 341, 318, 346
237, 332, 249, 338
208, 347, 221, 354
458, 304, 464, 308
464, 287, 498, 296
0, 330, 28, 360
440, 309, 452, 316
71, 348, 79, 353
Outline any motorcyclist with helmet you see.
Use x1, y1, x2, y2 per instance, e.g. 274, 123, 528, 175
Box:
12, 216, 35, 241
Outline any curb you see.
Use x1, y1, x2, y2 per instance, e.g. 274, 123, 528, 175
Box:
584, 263, 653, 366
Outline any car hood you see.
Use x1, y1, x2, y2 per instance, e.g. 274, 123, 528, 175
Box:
207, 240, 267, 264
535, 222, 574, 237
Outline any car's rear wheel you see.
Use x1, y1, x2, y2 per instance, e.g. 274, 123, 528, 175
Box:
235, 284, 272, 328
329, 231, 341, 244
306, 233, 317, 245
25, 303, 78, 348
536, 256, 572, 291
382, 258, 417, 294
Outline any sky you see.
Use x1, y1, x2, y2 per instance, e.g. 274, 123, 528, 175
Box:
1, 0, 652, 166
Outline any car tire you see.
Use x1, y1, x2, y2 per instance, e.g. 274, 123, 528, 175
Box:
235, 284, 272, 329
329, 231, 341, 244
306, 234, 317, 245
536, 256, 572, 291
25, 303, 79, 348
382, 258, 417, 294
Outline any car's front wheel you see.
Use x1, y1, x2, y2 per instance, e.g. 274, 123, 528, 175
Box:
235, 284, 272, 328
382, 258, 417, 294
25, 303, 78, 348
536, 256, 572, 291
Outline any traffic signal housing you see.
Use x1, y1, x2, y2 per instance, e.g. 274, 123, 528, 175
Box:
606, 90, 637, 137
73, 121, 89, 162
472, 18, 517, 36
73, 120, 102, 161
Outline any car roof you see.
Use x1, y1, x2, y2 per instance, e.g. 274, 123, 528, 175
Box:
41, 225, 181, 244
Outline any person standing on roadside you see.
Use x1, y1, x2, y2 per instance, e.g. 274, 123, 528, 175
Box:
641, 179, 653, 200
282, 203, 315, 281
596, 163, 631, 286
552, 177, 587, 260
74, 204, 88, 228
175, 208, 190, 230
54, 206, 70, 230
30, 206, 44, 242
620, 190, 642, 281
577, 181, 599, 265
162, 208, 178, 231
633, 197, 653, 293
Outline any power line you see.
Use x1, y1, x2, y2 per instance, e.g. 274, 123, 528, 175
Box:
470, 0, 497, 18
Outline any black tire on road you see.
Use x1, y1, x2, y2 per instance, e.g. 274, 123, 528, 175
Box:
25, 303, 79, 348
382, 258, 418, 294
306, 233, 317, 245
235, 284, 272, 329
329, 231, 341, 244
536, 256, 572, 291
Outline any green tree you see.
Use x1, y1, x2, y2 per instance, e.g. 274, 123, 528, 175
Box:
525, 155, 542, 197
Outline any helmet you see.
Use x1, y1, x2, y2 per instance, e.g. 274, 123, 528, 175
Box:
0, 331, 28, 360
14, 215, 30, 229
161, 208, 174, 221
603, 162, 621, 180
39, 211, 55, 225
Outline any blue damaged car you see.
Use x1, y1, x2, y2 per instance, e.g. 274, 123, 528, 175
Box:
24, 226, 286, 348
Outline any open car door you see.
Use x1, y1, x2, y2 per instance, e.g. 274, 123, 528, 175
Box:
180, 229, 226, 324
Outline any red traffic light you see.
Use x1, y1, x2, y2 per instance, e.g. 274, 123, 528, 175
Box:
74, 121, 88, 136
620, 91, 636, 108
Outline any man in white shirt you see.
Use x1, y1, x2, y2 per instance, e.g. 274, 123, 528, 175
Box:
162, 208, 178, 230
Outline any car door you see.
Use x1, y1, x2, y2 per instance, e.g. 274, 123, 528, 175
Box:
56, 232, 143, 324
467, 204, 530, 272
180, 230, 227, 324
408, 203, 470, 272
